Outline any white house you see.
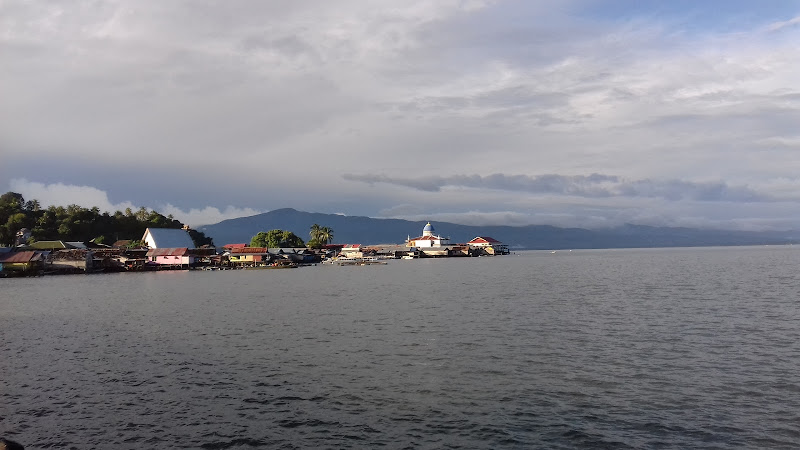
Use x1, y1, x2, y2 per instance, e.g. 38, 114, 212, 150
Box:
141, 228, 195, 249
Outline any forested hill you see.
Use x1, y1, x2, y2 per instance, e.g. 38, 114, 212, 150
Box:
0, 192, 212, 247
198, 208, 800, 250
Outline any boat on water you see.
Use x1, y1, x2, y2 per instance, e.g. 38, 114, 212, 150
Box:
361, 257, 387, 265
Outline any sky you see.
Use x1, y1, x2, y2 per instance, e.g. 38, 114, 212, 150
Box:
2, 0, 800, 230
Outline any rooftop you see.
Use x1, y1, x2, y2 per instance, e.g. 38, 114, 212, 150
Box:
143, 228, 195, 249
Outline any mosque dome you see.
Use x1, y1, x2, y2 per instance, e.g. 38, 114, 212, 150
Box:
422, 222, 435, 236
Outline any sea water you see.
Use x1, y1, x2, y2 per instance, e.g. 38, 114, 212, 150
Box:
2, 246, 799, 448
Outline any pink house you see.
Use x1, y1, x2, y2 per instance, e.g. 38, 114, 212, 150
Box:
145, 247, 196, 267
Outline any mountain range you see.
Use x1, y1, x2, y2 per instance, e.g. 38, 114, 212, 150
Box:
197, 208, 800, 250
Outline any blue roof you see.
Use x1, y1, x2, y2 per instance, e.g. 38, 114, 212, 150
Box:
143, 228, 195, 249
423, 222, 434, 232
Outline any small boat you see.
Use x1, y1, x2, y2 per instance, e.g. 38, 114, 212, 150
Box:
360, 257, 387, 265
333, 256, 361, 265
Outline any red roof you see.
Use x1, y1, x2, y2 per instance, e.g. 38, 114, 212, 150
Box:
230, 247, 269, 254
146, 248, 189, 257
343, 244, 361, 249
468, 236, 501, 244
0, 251, 38, 263
223, 243, 248, 249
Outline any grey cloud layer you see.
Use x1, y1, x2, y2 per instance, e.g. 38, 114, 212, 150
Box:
342, 173, 766, 202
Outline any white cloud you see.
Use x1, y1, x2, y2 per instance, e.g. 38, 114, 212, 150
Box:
9, 178, 136, 212
7, 179, 262, 227
765, 15, 800, 32
157, 204, 264, 228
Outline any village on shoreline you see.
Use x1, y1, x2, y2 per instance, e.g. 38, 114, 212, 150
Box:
0, 222, 510, 277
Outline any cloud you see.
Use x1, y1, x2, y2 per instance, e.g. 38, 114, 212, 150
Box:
757, 136, 800, 148
376, 198, 800, 232
8, 179, 263, 227
379, 209, 543, 228
157, 204, 264, 228
9, 178, 136, 213
765, 15, 800, 32
343, 173, 766, 202
2, 2, 800, 233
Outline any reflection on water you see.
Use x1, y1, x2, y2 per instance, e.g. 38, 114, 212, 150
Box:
2, 246, 800, 448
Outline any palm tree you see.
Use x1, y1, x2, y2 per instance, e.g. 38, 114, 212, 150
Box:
310, 223, 322, 243
319, 226, 333, 245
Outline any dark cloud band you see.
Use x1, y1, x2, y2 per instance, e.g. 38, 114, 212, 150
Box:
342, 173, 765, 202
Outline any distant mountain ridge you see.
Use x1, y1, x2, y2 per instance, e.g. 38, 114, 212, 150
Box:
197, 208, 800, 250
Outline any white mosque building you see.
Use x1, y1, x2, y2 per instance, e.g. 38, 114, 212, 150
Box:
406, 222, 450, 248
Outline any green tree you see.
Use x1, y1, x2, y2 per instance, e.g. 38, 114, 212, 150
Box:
25, 199, 41, 211
308, 224, 333, 248
5, 213, 28, 245
135, 206, 149, 222
250, 231, 268, 248
0, 192, 24, 208
188, 228, 213, 247
0, 192, 25, 245
251, 229, 305, 248
280, 230, 305, 248
126, 240, 145, 248
319, 226, 334, 245
310, 223, 322, 243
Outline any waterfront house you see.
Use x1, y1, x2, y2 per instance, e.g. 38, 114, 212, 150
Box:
467, 236, 510, 255
145, 247, 196, 268
269, 248, 320, 264
0, 250, 45, 274
142, 228, 195, 249
119, 248, 149, 270
340, 244, 363, 258
367, 245, 417, 259
229, 247, 271, 266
